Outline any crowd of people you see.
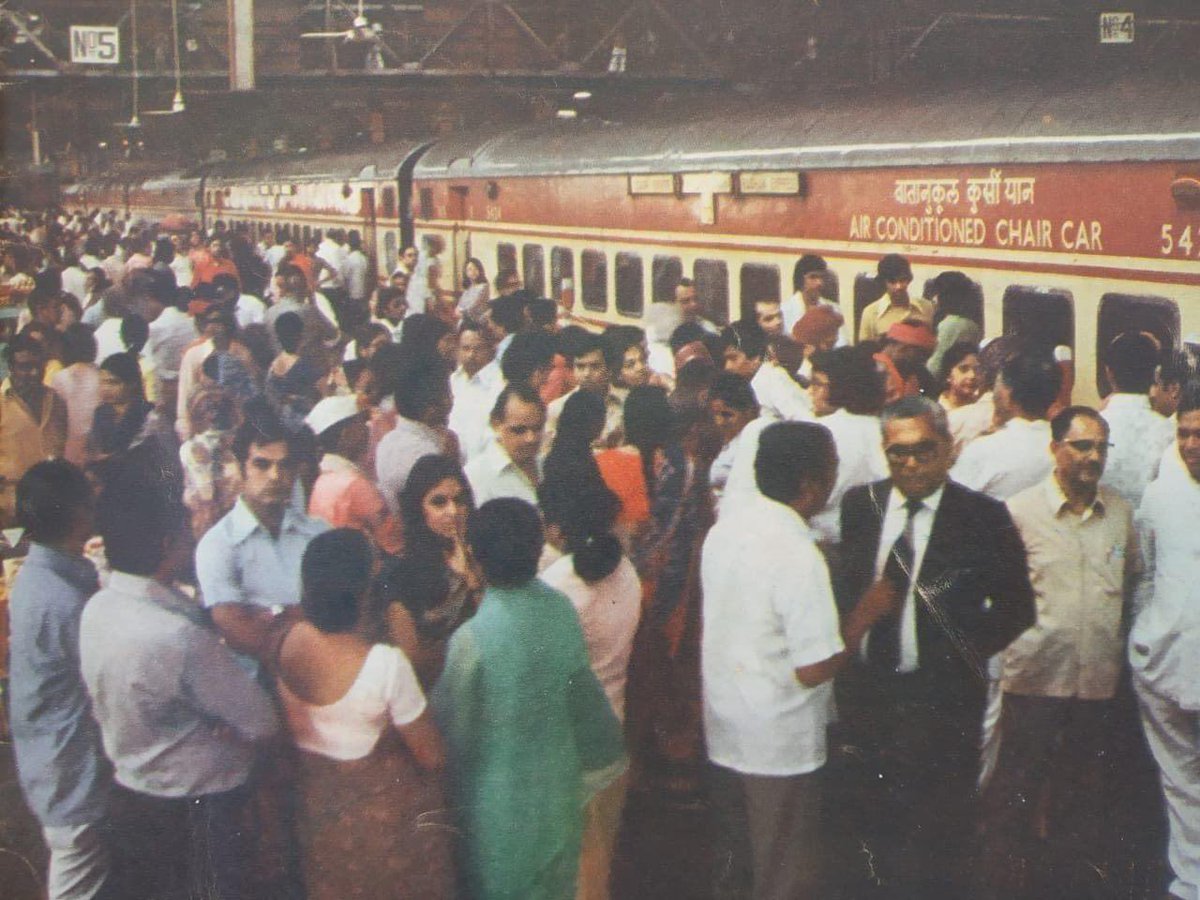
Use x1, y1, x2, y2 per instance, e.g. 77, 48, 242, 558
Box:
3, 204, 1199, 900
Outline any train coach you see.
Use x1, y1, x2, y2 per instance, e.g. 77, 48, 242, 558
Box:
411, 76, 1200, 404
66, 75, 1200, 405
198, 140, 430, 278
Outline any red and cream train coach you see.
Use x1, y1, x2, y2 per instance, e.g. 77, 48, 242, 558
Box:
412, 78, 1200, 403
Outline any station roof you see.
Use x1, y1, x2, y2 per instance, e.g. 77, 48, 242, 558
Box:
414, 75, 1200, 177
203, 139, 431, 184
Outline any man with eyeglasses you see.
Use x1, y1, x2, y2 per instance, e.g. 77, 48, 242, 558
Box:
1130, 381, 1200, 900
835, 395, 1034, 899
976, 406, 1141, 898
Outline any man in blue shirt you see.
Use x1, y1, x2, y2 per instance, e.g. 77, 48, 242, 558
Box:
9, 460, 110, 900
195, 404, 328, 661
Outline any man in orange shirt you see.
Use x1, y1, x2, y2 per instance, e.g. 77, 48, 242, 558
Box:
191, 237, 240, 290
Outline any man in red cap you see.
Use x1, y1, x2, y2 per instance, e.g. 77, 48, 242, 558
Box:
875, 319, 936, 403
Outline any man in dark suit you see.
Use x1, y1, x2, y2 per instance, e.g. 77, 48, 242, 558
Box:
835, 395, 1035, 899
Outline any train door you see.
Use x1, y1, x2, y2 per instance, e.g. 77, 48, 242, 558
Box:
359, 186, 378, 281
448, 186, 470, 290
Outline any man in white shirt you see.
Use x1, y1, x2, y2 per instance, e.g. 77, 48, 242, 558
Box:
465, 384, 545, 506
449, 321, 502, 463
405, 236, 442, 316
169, 233, 194, 289
60, 253, 89, 305
720, 318, 812, 422
262, 230, 288, 284
1100, 330, 1176, 509
391, 244, 418, 281
807, 348, 888, 545
1130, 384, 1200, 900
342, 229, 371, 308
781, 254, 844, 339
212, 273, 265, 330
544, 332, 627, 451
951, 349, 1063, 501
949, 348, 1063, 788
315, 228, 346, 292
703, 420, 893, 900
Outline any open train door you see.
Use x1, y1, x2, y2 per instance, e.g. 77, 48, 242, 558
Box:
359, 186, 378, 280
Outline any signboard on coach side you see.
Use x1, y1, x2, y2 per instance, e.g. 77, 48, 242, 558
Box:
70, 26, 120, 64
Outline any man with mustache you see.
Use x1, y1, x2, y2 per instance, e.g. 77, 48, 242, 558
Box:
977, 406, 1141, 898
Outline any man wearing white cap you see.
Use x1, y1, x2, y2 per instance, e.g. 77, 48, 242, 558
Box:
306, 395, 402, 555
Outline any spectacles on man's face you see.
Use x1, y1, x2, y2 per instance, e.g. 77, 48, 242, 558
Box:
1063, 439, 1112, 455
885, 440, 940, 464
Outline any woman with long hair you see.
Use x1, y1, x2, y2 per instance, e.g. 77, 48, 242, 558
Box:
456, 257, 490, 324
540, 482, 641, 900
375, 454, 482, 686
87, 352, 156, 464
938, 341, 983, 411
542, 389, 610, 506
277, 528, 456, 899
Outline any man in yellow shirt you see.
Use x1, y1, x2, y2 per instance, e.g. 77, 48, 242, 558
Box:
0, 332, 67, 526
857, 254, 933, 343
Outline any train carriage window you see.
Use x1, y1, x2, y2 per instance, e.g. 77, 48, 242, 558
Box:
581, 250, 608, 313
522, 245, 546, 297
303, 226, 312, 243
1096, 293, 1179, 396
550, 247, 574, 304
419, 188, 434, 221
739, 264, 781, 320
922, 274, 985, 332
615, 252, 644, 317
652, 255, 683, 303
1002, 286, 1074, 353
694, 259, 730, 326
381, 186, 396, 218
497, 243, 517, 279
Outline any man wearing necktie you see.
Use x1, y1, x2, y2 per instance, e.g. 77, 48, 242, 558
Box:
834, 395, 1035, 899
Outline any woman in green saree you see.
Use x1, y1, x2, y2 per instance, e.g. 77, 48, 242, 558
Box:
432, 498, 626, 900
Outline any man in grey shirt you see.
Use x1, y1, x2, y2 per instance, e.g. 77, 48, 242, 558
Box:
80, 464, 278, 898
9, 461, 110, 900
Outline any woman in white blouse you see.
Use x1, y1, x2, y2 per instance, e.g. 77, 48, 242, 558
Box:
276, 528, 456, 899
539, 480, 641, 900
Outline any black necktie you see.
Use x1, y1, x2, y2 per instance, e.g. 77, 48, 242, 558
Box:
868, 498, 923, 673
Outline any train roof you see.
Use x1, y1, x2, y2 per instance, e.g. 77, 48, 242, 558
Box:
413, 75, 1200, 178
202, 139, 431, 185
